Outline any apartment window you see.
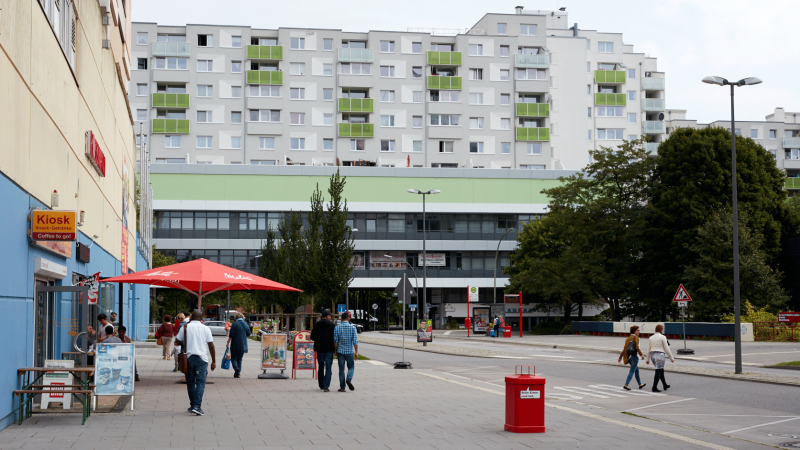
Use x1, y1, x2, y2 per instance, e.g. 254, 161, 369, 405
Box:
628, 135, 638, 142
587, 85, 591, 95
412, 91, 423, 103
770, 150, 777, 159
439, 141, 454, 153
137, 58, 148, 70
290, 113, 306, 125
290, 38, 305, 49
290, 88, 306, 99
323, 64, 333, 76
197, 34, 212, 47
340, 63, 371, 75
588, 130, 592, 141
197, 60, 213, 72
520, 165, 545, 170
231, 61, 242, 73
431, 90, 460, 102
165, 136, 181, 148
500, 94, 510, 105
627, 69, 636, 79
469, 117, 484, 129
587, 39, 591, 49
350, 139, 366, 151
134, 32, 148, 45
728, 128, 741, 136
628, 113, 637, 123
413, 141, 423, 152
751, 129, 759, 139
197, 136, 212, 148
469, 44, 483, 56
249, 85, 280, 97
499, 69, 511, 81
516, 68, 546, 80
197, 111, 213, 123
380, 41, 395, 53
527, 143, 541, 155
586, 62, 590, 73
501, 142, 511, 154
770, 129, 777, 139
323, 139, 333, 151
788, 149, 800, 160
197, 85, 213, 97
469, 69, 483, 80
231, 137, 242, 149
136, 109, 147, 121
500, 45, 510, 57
598, 128, 624, 140
412, 42, 422, 54
231, 36, 242, 48
259, 137, 275, 149
628, 91, 636, 101
469, 142, 485, 153
136, 84, 147, 96
413, 116, 423, 128
323, 114, 333, 126
430, 114, 460, 126
380, 140, 396, 152
380, 90, 395, 102
469, 93, 484, 105
520, 24, 537, 35
249, 110, 281, 122
252, 37, 278, 46
231, 111, 242, 124
786, 130, 794, 138
290, 138, 306, 149
598, 42, 614, 53
501, 118, 511, 130
412, 67, 422, 78
251, 160, 277, 165
430, 44, 454, 51
323, 88, 333, 101
587, 107, 592, 118
157, 110, 186, 120
231, 86, 242, 98
155, 57, 187, 70
380, 66, 396, 77
497, 23, 507, 35
596, 106, 623, 117
380, 115, 395, 127
290, 63, 305, 75
323, 38, 333, 51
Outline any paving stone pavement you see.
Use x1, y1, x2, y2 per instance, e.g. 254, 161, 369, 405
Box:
0, 341, 775, 449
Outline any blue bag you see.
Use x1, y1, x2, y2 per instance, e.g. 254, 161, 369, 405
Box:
489, 329, 496, 337
221, 348, 231, 370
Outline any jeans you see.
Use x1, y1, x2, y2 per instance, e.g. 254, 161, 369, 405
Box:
317, 352, 333, 390
337, 353, 355, 390
231, 351, 244, 376
186, 355, 208, 410
625, 355, 641, 386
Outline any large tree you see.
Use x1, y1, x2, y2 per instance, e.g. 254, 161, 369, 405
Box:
318, 171, 355, 312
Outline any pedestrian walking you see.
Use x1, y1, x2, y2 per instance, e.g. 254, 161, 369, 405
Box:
117, 326, 141, 382
310, 310, 335, 392
175, 310, 216, 416
226, 312, 251, 378
493, 316, 501, 338
648, 324, 674, 392
157, 315, 175, 360
617, 325, 647, 391
333, 311, 359, 392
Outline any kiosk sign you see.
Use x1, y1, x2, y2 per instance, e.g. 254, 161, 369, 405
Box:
31, 210, 77, 241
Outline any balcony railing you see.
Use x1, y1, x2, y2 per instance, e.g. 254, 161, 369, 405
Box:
516, 103, 549, 117
427, 76, 462, 90
339, 123, 375, 137
152, 93, 190, 109
783, 137, 800, 148
246, 45, 283, 60
514, 54, 549, 69
641, 77, 666, 90
786, 178, 800, 190
338, 48, 374, 63
152, 42, 190, 57
515, 127, 550, 141
642, 98, 666, 111
642, 121, 666, 134
427, 51, 462, 65
644, 142, 659, 154
595, 93, 627, 106
246, 70, 283, 85
594, 70, 626, 84
339, 98, 374, 112
152, 119, 190, 134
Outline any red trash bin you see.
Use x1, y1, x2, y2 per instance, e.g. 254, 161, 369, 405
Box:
503, 326, 511, 338
505, 366, 545, 433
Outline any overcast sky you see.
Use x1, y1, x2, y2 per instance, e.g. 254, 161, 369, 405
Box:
133, 0, 798, 124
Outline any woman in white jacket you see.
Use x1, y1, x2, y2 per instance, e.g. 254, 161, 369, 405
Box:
648, 324, 674, 392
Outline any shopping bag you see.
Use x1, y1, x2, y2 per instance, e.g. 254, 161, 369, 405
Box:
156, 337, 163, 346
221, 348, 231, 370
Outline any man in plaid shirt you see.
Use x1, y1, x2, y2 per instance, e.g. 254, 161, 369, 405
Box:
334, 311, 359, 392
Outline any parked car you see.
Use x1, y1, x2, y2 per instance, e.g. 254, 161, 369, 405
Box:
334, 319, 364, 334
204, 320, 227, 336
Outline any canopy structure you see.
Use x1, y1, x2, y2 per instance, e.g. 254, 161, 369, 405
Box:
103, 258, 301, 310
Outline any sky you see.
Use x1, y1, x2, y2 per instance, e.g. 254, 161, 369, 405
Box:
132, 0, 799, 124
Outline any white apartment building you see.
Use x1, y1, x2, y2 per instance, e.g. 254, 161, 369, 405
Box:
129, 8, 666, 170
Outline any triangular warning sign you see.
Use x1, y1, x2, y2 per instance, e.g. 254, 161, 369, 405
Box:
672, 284, 692, 302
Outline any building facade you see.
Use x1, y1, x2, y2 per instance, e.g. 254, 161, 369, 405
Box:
129, 8, 666, 170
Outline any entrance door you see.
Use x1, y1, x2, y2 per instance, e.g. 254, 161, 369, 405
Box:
33, 285, 90, 367
34, 280, 55, 368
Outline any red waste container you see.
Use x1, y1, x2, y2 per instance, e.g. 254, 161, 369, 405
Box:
503, 326, 511, 338
505, 366, 545, 433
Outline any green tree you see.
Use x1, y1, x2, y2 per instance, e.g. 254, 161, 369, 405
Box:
318, 171, 355, 313
258, 228, 281, 311
275, 211, 306, 313
149, 248, 176, 322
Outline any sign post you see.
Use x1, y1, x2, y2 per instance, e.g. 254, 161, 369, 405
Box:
393, 274, 415, 369
673, 284, 694, 355
337, 304, 346, 315
372, 303, 378, 331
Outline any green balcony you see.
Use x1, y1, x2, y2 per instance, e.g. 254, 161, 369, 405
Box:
427, 51, 462, 65
786, 178, 800, 190
152, 93, 190, 108
246, 45, 283, 60
514, 54, 549, 69
427, 76, 462, 90
246, 70, 283, 85
642, 98, 665, 111
339, 123, 374, 137
594, 70, 626, 84
516, 127, 550, 141
152, 42, 190, 57
338, 48, 374, 63
152, 119, 190, 134
516, 103, 549, 117
641, 77, 665, 90
595, 93, 627, 106
338, 98, 373, 112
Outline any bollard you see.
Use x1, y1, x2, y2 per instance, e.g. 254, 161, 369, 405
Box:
505, 365, 545, 433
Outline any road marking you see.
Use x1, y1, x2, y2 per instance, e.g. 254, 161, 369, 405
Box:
589, 384, 665, 397
363, 360, 388, 366
488, 356, 529, 359
624, 398, 695, 412
529, 354, 575, 359
649, 414, 797, 417
701, 350, 800, 358
443, 331, 453, 336
722, 417, 800, 434
553, 386, 615, 398
447, 366, 498, 373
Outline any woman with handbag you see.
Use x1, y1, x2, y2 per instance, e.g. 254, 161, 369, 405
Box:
157, 315, 175, 360
617, 325, 647, 391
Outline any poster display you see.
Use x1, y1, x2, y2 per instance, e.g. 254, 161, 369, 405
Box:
80, 272, 101, 305
261, 333, 287, 370
418, 253, 446, 267
292, 330, 316, 379
94, 343, 135, 396
121, 226, 128, 275
41, 360, 73, 410
350, 252, 365, 270
472, 307, 489, 333
370, 251, 406, 270
417, 319, 433, 343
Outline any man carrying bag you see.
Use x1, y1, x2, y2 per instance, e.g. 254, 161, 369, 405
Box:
175, 311, 216, 416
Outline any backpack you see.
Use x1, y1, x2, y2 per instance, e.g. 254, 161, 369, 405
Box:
626, 338, 637, 357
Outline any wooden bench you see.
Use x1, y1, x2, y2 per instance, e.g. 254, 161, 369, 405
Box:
16, 367, 95, 425
13, 389, 92, 425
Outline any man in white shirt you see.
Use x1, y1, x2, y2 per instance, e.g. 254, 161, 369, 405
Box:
176, 310, 216, 416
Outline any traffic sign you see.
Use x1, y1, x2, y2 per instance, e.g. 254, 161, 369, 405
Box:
372, 303, 378, 310
393, 277, 416, 302
677, 301, 688, 308
409, 304, 417, 310
672, 284, 692, 302
337, 304, 346, 314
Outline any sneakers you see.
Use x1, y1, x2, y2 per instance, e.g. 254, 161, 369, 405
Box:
187, 407, 193, 413
346, 381, 354, 391
191, 407, 204, 416
323, 389, 330, 392
172, 368, 178, 372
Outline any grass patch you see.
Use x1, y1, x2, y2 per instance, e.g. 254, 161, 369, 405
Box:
772, 361, 800, 367
357, 354, 370, 360
622, 411, 657, 422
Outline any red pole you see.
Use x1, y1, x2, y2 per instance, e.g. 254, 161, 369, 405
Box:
519, 291, 523, 338
467, 301, 470, 337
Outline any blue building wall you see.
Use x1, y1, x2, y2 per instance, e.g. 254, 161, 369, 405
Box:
0, 172, 150, 430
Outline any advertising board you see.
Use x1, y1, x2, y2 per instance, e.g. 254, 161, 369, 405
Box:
261, 334, 287, 370
94, 343, 135, 396
31, 210, 77, 241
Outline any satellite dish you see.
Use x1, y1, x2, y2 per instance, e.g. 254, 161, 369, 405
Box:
658, 113, 665, 121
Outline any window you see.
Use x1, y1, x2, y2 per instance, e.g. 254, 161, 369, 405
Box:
380, 66, 395, 77
323, 63, 333, 76
527, 143, 541, 155
587, 107, 592, 118
500, 45, 510, 57
323, 38, 333, 51
430, 114, 460, 126
588, 130, 592, 141
136, 32, 148, 45
520, 164, 545, 170
430, 90, 460, 102
252, 37, 278, 46
197, 85, 213, 97
770, 129, 777, 139
259, 137, 275, 149
587, 61, 590, 72
290, 37, 305, 49
323, 139, 333, 151
587, 39, 591, 50
500, 94, 510, 105
137, 58, 148, 70
412, 141, 423, 152
165, 136, 181, 148
380, 115, 395, 127
197, 111, 212, 123
249, 110, 281, 122
728, 128, 741, 136
231, 36, 242, 48
350, 139, 366, 151
290, 138, 305, 149
231, 86, 242, 98
198, 34, 212, 47
231, 61, 242, 73
501, 118, 511, 130
290, 63, 305, 75
628, 113, 637, 123
251, 160, 277, 165
516, 68, 546, 80
413, 116, 423, 128
469, 93, 483, 105
380, 41, 395, 53
231, 137, 242, 149
155, 57, 187, 70
788, 149, 800, 160
469, 142, 484, 153
231, 111, 242, 124
469, 117, 484, 129
249, 85, 280, 97
501, 142, 511, 154
380, 90, 395, 102
500, 69, 510, 81
469, 44, 483, 56
136, 109, 147, 121
290, 88, 306, 99
156, 158, 185, 164
628, 91, 636, 101
598, 42, 613, 53
438, 141, 454, 153
340, 63, 371, 75
412, 66, 422, 78
381, 140, 396, 152
787, 130, 795, 138
770, 150, 777, 159
469, 68, 483, 80
628, 135, 638, 142
627, 69, 636, 79
323, 114, 333, 126
596, 106, 623, 117
290, 113, 305, 125
430, 44, 454, 51
597, 128, 624, 140
197, 136, 212, 148
520, 24, 537, 35
197, 60, 213, 72
587, 85, 591, 95
751, 129, 759, 139
412, 91, 423, 103
497, 23, 507, 35
136, 84, 147, 96
412, 42, 422, 54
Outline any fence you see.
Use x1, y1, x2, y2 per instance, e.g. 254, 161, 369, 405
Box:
754, 321, 799, 341
135, 324, 161, 342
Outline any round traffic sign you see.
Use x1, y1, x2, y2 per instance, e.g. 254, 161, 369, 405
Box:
372, 303, 378, 310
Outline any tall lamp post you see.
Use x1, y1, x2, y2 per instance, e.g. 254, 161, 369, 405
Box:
493, 228, 515, 305
408, 189, 440, 330
701, 75, 762, 375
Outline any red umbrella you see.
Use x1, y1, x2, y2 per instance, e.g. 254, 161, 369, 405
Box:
103, 258, 301, 310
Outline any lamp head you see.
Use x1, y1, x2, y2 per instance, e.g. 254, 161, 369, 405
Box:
429, 189, 441, 194
738, 77, 762, 86
408, 189, 420, 194
702, 76, 726, 86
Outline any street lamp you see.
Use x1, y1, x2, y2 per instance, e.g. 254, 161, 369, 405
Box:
494, 228, 514, 305
701, 75, 762, 375
407, 189, 440, 330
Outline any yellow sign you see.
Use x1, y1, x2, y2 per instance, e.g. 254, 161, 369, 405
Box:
31, 210, 77, 241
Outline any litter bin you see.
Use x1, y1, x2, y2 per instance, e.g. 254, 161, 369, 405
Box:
505, 365, 545, 433
503, 326, 511, 338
